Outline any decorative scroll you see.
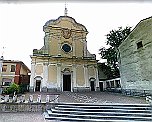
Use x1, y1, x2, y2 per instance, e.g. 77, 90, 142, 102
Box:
62, 28, 71, 39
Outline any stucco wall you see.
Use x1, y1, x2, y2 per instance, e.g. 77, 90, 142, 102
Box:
20, 66, 27, 75
49, 38, 58, 56
76, 65, 85, 86
75, 40, 83, 57
35, 64, 43, 75
88, 66, 95, 79
48, 65, 57, 83
119, 17, 152, 90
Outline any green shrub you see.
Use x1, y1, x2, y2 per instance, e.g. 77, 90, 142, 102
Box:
3, 83, 20, 95
19, 84, 28, 93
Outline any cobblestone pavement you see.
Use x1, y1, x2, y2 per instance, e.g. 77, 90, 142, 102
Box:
0, 112, 46, 122
58, 91, 146, 104
0, 92, 147, 122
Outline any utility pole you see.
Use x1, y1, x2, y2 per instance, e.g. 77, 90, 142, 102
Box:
0, 47, 5, 94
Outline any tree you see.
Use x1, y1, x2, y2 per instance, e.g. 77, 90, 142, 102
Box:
99, 26, 132, 78
106, 27, 132, 48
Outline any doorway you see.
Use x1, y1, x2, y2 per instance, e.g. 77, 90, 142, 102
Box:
99, 82, 104, 91
63, 74, 71, 91
35, 80, 41, 91
90, 81, 95, 91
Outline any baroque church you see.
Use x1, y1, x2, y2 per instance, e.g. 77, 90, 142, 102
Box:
29, 8, 99, 92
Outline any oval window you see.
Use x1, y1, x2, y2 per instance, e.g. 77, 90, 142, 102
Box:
62, 44, 71, 53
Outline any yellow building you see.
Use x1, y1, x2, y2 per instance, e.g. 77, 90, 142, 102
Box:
29, 10, 99, 92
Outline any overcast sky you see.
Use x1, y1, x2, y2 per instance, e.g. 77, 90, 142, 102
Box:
0, 1, 152, 68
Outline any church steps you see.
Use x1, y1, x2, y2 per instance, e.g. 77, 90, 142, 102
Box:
50, 109, 152, 117
44, 103, 152, 121
44, 113, 136, 122
44, 113, 152, 121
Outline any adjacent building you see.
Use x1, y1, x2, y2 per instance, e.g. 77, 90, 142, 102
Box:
0, 56, 31, 92
119, 17, 152, 93
29, 12, 99, 92
98, 63, 121, 92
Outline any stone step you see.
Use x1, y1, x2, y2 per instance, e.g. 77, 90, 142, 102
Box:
44, 111, 152, 121
43, 112, 134, 122
50, 109, 152, 117
57, 103, 150, 107
44, 103, 152, 121
57, 104, 152, 109
54, 107, 151, 113
57, 102, 149, 106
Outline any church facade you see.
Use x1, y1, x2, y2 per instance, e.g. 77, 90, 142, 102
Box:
29, 15, 99, 92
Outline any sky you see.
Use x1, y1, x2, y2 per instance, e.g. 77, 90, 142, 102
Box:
0, 1, 152, 69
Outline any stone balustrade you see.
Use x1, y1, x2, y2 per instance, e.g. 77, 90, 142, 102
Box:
0, 94, 59, 112
146, 96, 152, 105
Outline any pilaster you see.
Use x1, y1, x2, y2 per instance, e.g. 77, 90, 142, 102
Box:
29, 62, 35, 92
84, 40, 87, 57
41, 63, 48, 92
72, 38, 76, 57
94, 65, 100, 91
57, 63, 61, 91
84, 64, 89, 87
58, 35, 61, 56
72, 64, 77, 91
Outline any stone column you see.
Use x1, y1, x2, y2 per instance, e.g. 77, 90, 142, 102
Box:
72, 64, 77, 92
57, 63, 61, 91
42, 63, 48, 92
29, 62, 35, 92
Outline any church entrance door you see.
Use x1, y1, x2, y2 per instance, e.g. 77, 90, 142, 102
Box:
63, 74, 71, 91
90, 81, 95, 91
35, 80, 41, 91
99, 82, 103, 91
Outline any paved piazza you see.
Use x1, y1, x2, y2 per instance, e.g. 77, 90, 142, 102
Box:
0, 92, 147, 122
